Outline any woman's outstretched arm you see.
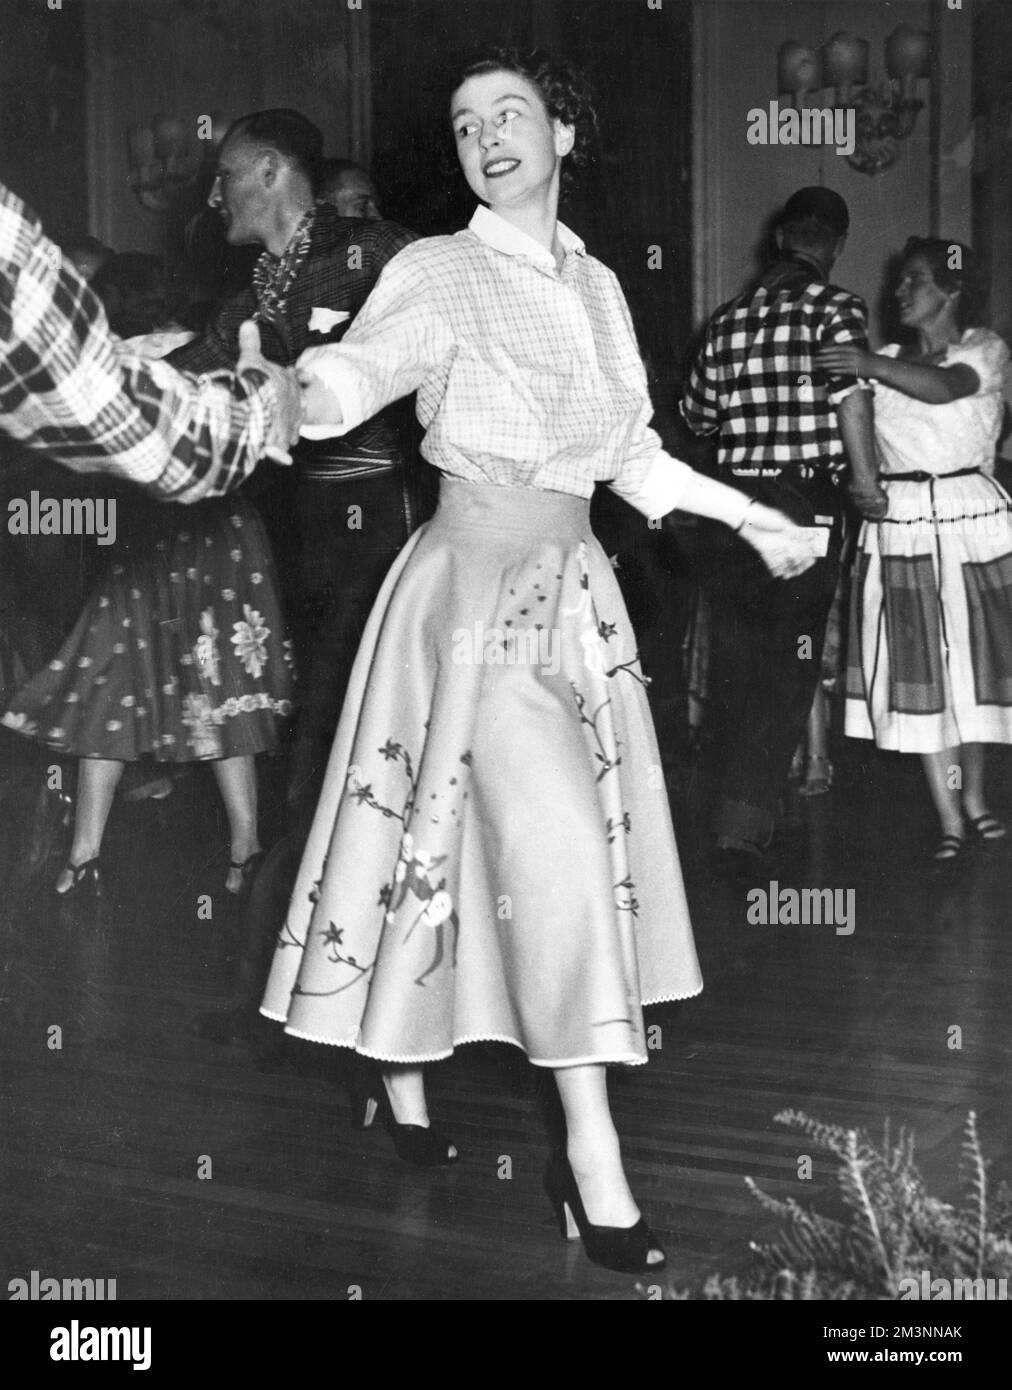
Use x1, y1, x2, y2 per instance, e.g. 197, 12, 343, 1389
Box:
295, 244, 454, 438
816, 343, 979, 404
610, 453, 822, 581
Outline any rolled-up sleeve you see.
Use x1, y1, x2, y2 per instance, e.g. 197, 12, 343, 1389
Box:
607, 413, 695, 520
681, 332, 721, 435
592, 277, 693, 519
820, 291, 870, 405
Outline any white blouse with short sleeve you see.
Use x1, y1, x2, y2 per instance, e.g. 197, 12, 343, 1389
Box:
872, 328, 1010, 477
298, 205, 692, 520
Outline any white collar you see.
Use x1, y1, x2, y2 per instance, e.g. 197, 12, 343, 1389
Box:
468, 204, 585, 270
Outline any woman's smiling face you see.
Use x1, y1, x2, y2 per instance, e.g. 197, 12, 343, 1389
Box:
895, 254, 957, 331
450, 69, 573, 209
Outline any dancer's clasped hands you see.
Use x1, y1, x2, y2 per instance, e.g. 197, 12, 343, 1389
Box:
236, 320, 303, 461
295, 347, 346, 433
736, 503, 824, 580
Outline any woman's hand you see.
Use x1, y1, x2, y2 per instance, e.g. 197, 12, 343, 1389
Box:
816, 343, 873, 379
738, 503, 820, 579
297, 365, 344, 429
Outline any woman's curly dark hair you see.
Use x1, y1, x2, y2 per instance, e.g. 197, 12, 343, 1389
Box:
448, 47, 599, 193
901, 236, 987, 331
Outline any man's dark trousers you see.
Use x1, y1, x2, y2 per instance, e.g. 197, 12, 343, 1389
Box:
285, 465, 411, 812
296, 469, 409, 737
702, 468, 846, 851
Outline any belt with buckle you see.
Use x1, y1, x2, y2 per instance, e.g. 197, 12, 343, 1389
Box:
885, 467, 981, 483
730, 465, 839, 480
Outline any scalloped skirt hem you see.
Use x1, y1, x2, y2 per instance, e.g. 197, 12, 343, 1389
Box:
258, 983, 702, 1067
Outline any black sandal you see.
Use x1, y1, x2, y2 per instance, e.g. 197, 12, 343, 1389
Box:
226, 850, 265, 897
931, 834, 966, 863
55, 857, 103, 898
967, 813, 1006, 842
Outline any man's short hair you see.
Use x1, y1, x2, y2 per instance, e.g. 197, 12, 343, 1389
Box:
781, 186, 849, 234
779, 215, 843, 255
778, 186, 849, 253
225, 109, 324, 184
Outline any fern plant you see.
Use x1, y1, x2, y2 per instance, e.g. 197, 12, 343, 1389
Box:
661, 1109, 1012, 1300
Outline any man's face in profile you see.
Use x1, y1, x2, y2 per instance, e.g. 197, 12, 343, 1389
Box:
322, 168, 381, 220
208, 138, 270, 246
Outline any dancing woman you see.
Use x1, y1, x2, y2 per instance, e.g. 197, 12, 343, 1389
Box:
261, 49, 819, 1273
3, 263, 294, 898
819, 237, 1012, 863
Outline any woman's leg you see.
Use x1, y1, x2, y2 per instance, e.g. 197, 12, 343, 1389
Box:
807, 686, 828, 760
554, 1062, 663, 1261
210, 754, 261, 893
800, 685, 833, 793
382, 1065, 430, 1126
920, 747, 965, 838
959, 743, 989, 822
380, 1066, 459, 1160
56, 757, 125, 891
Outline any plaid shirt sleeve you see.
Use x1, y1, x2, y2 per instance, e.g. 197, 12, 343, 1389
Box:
0, 183, 281, 501
680, 326, 722, 435
818, 289, 870, 406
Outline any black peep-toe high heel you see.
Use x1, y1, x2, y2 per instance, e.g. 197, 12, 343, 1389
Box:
545, 1150, 666, 1275
351, 1071, 458, 1167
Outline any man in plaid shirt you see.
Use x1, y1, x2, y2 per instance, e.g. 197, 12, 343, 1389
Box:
169, 110, 417, 808
681, 187, 884, 871
0, 182, 299, 501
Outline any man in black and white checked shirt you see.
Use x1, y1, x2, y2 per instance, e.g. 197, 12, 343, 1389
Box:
682, 187, 885, 872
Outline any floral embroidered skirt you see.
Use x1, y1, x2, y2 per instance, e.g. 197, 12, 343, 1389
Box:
260, 478, 702, 1067
845, 471, 1012, 752
2, 498, 294, 761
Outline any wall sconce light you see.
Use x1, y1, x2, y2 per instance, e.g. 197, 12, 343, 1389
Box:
777, 24, 931, 175
126, 112, 228, 211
